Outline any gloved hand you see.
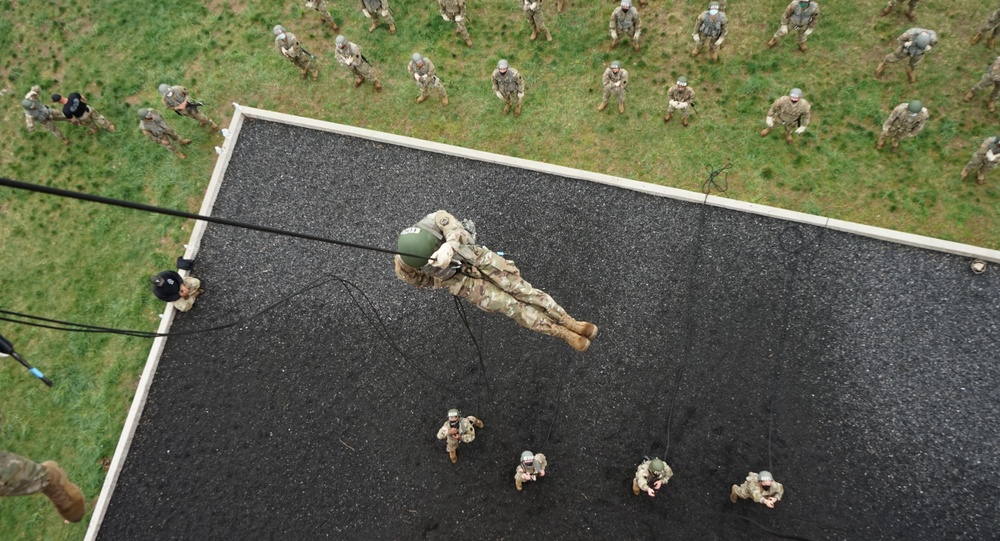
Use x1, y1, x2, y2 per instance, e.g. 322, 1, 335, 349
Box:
614, 81, 621, 87
795, 126, 807, 134
611, 30, 618, 40
281, 47, 291, 57
517, 92, 524, 99
904, 40, 913, 47
804, 28, 813, 36
633, 32, 640, 40
923, 45, 932, 52
530, 2, 538, 9
362, 8, 371, 17
346, 57, 354, 65
380, 9, 388, 16
987, 149, 998, 162
766, 116, 774, 127
780, 25, 788, 34
430, 244, 455, 269
669, 99, 681, 108
692, 33, 700, 42
715, 37, 724, 46
455, 14, 463, 22
441, 13, 451, 20
414, 73, 421, 81
495, 90, 504, 99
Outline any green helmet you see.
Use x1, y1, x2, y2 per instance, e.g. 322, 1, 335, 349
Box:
412, 52, 423, 63
158, 84, 170, 95
758, 470, 773, 482
137, 108, 151, 119
907, 100, 923, 114
397, 226, 438, 268
649, 458, 666, 473
915, 32, 931, 48
447, 408, 460, 417
498, 59, 509, 70
677, 77, 688, 86
336, 35, 347, 47
273, 25, 285, 36
790, 88, 803, 99
21, 99, 35, 110
610, 60, 622, 69
521, 450, 535, 463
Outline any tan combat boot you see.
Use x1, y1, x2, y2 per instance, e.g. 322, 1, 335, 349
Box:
369, 21, 378, 33
449, 449, 458, 464
905, 8, 915, 21
442, 95, 449, 105
329, 20, 340, 32
906, 66, 917, 83
990, 100, 997, 113
300, 67, 308, 80
632, 41, 640, 52
682, 116, 688, 127
766, 37, 778, 48
558, 316, 599, 339
891, 140, 899, 152
179, 138, 191, 145
730, 484, 739, 503
874, 62, 885, 77
977, 172, 986, 185
798, 42, 808, 53
389, 22, 396, 34
990, 37, 997, 49
374, 80, 383, 93
40, 462, 85, 523
530, 29, 538, 41
549, 324, 591, 352
785, 133, 794, 144
965, 90, 976, 102
711, 49, 719, 61
760, 126, 772, 137
464, 36, 474, 47
516, 478, 523, 491
877, 136, 886, 150
691, 46, 700, 57
971, 32, 983, 45
557, 0, 565, 12
598, 100, 608, 112
632, 479, 641, 496
618, 102, 624, 114
354, 76, 365, 88
514, 103, 522, 117
416, 95, 428, 103
311, 68, 319, 81
961, 165, 970, 180
545, 29, 553, 42
503, 103, 511, 115
663, 112, 672, 123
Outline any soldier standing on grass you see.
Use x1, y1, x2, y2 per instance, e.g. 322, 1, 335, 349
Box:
766, 0, 819, 53
408, 53, 448, 105
522, 0, 552, 42
961, 135, 1000, 185
875, 28, 938, 83
610, 0, 641, 52
439, 0, 474, 47
880, 0, 919, 21
492, 59, 525, 117
731, 471, 784, 508
761, 88, 811, 144
52, 92, 116, 134
0, 451, 85, 523
598, 60, 628, 114
664, 76, 695, 127
514, 450, 547, 491
158, 84, 219, 131
22, 86, 68, 144
273, 25, 319, 81
335, 35, 383, 92
436, 409, 483, 463
304, 0, 339, 30
878, 100, 928, 151
692, 2, 727, 62
138, 108, 190, 159
632, 457, 673, 497
971, 6, 1000, 48
360, 0, 396, 35
964, 56, 1000, 111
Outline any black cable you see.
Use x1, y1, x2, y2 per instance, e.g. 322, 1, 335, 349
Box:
716, 512, 816, 541
452, 296, 492, 413
0, 177, 428, 262
702, 161, 732, 195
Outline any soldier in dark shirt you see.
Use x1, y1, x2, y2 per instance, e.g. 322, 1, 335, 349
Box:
51, 92, 115, 134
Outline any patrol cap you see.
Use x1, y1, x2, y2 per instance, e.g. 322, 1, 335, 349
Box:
789, 88, 803, 100
677, 76, 688, 86
21, 99, 35, 110
447, 408, 460, 417
336, 35, 347, 46
397, 226, 439, 268
611, 60, 622, 69
412, 52, 423, 63
51, 93, 62, 102
158, 84, 170, 95
907, 100, 923, 113
758, 470, 774, 482
521, 450, 535, 462
498, 59, 509, 70
272, 24, 285, 36
136, 108, 151, 119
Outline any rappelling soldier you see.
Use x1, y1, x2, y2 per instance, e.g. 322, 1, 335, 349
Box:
436, 408, 483, 463
632, 457, 673, 497
514, 450, 547, 491
731, 470, 784, 508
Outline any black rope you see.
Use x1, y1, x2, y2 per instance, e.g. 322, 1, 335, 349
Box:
716, 512, 816, 541
0, 177, 427, 262
701, 161, 731, 195
452, 295, 492, 411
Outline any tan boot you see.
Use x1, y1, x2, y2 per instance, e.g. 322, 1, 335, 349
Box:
990, 37, 997, 49
978, 172, 986, 185
874, 62, 885, 77
530, 29, 538, 41
691, 46, 700, 57
971, 32, 982, 45
877, 136, 885, 150
663, 113, 672, 123
40, 462, 85, 523
549, 324, 591, 352
906, 66, 917, 83
559, 315, 599, 339
905, 8, 915, 21
961, 166, 970, 180
300, 68, 308, 80
374, 80, 383, 93
514, 104, 522, 117
632, 42, 640, 52
354, 76, 365, 88
880, 5, 891, 16
516, 478, 523, 491
618, 102, 624, 114
760, 126, 772, 137
449, 449, 458, 464
557, 0, 565, 12
990, 100, 996, 113
329, 20, 340, 32
442, 95, 449, 105
465, 36, 474, 47
785, 133, 794, 144
369, 21, 378, 33
179, 139, 191, 145
545, 29, 553, 42
312, 69, 319, 81
711, 49, 718, 61
389, 22, 396, 34
965, 90, 976, 102
632, 479, 641, 496
766, 37, 778, 48
730, 484, 739, 503
473, 417, 484, 429
598, 100, 608, 112
416, 95, 428, 103
503, 103, 511, 115
175, 151, 186, 159
891, 140, 899, 152
798, 42, 808, 53
682, 116, 688, 127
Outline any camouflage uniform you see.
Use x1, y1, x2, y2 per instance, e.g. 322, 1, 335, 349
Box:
962, 136, 1000, 184
632, 459, 674, 495
173, 277, 203, 312
610, 4, 641, 51
161, 85, 218, 130
883, 0, 919, 18
514, 453, 547, 490
59, 92, 115, 133
879, 102, 928, 148
764, 95, 811, 139
436, 415, 481, 453
394, 211, 594, 349
692, 9, 728, 57
439, 0, 473, 47
770, 1, 819, 47
492, 65, 525, 115
879, 28, 938, 73
0, 451, 48, 497
522, 0, 552, 41
732, 472, 785, 505
599, 65, 628, 112
336, 40, 382, 91
22, 86, 68, 143
666, 83, 695, 123
966, 56, 1000, 110
973, 8, 1000, 46
361, 0, 395, 34
275, 31, 319, 80
408, 56, 448, 104
304, 0, 339, 29
139, 109, 190, 157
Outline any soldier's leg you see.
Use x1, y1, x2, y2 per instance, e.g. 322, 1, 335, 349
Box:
0, 451, 49, 497
456, 21, 473, 47
599, 86, 611, 110
474, 250, 569, 322
457, 280, 588, 350
87, 108, 115, 132
359, 63, 381, 91
989, 82, 1000, 109
734, 481, 753, 500
772, 25, 788, 42
630, 31, 640, 51
41, 119, 69, 144
981, 160, 999, 184
24, 113, 35, 132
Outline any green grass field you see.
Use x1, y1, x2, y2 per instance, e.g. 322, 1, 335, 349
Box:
1, 0, 997, 538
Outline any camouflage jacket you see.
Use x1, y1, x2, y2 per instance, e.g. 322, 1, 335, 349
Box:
985, 56, 1000, 82
974, 136, 1000, 160
275, 32, 306, 59
515, 453, 548, 478
161, 85, 190, 109
695, 11, 728, 38
439, 0, 467, 17
668, 85, 695, 103
492, 67, 525, 97
602, 67, 628, 89
744, 472, 784, 503
768, 95, 811, 127
897, 28, 938, 56
522, 0, 542, 13
139, 111, 174, 138
781, 1, 818, 28
610, 6, 641, 35
361, 0, 386, 12
437, 417, 476, 443
634, 460, 674, 491
408, 58, 438, 84
883, 103, 928, 137
335, 42, 364, 67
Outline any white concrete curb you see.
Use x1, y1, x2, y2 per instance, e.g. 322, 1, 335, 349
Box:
83, 107, 247, 541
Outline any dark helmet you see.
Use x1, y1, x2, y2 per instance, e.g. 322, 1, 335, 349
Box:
907, 100, 923, 114
649, 458, 666, 473
397, 226, 439, 268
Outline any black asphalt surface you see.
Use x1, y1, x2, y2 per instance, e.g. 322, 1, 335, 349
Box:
98, 118, 1000, 540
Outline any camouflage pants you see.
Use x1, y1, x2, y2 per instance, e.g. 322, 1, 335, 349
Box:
883, 48, 924, 68
308, 0, 336, 23
290, 53, 318, 76
417, 77, 447, 99
0, 451, 48, 498
886, 0, 918, 9
448, 248, 568, 334
614, 26, 640, 48
971, 74, 1000, 101
979, 14, 1000, 37
880, 126, 916, 141
603, 84, 626, 105
965, 153, 1000, 177
732, 480, 756, 501
27, 116, 68, 141
178, 106, 218, 129
369, 9, 395, 26
524, 9, 547, 34
450, 19, 471, 42
773, 24, 810, 44
173, 277, 202, 312
694, 31, 723, 52
667, 100, 692, 118
500, 91, 523, 106
445, 416, 479, 452
78, 108, 113, 132
350, 62, 380, 85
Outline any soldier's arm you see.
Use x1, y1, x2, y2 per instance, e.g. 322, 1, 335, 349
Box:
516, 73, 525, 94
661, 465, 673, 484
771, 482, 784, 501
395, 256, 436, 288
438, 0, 446, 14
720, 16, 729, 37
799, 105, 811, 127
426, 60, 437, 78
780, 3, 794, 26
634, 11, 641, 34
635, 463, 650, 490
535, 454, 547, 472
458, 0, 466, 18
808, 5, 819, 28
898, 30, 914, 44
692, 13, 703, 35
602, 69, 611, 87
911, 113, 928, 136
436, 421, 450, 440
621, 70, 628, 85
767, 98, 781, 118
610, 10, 618, 32
492, 73, 500, 92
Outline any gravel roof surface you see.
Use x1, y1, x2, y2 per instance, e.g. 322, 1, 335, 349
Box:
98, 118, 1000, 540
